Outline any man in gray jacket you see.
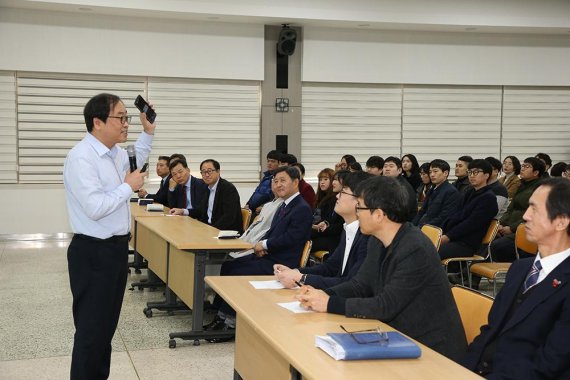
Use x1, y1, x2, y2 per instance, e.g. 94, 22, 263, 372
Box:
297, 176, 467, 362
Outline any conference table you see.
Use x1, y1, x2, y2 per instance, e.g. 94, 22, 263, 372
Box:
206, 275, 482, 380
129, 202, 168, 274
134, 215, 251, 346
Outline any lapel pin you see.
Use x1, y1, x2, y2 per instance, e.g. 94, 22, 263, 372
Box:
553, 279, 562, 288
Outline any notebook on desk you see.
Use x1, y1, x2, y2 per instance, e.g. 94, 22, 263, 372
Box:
315, 331, 421, 360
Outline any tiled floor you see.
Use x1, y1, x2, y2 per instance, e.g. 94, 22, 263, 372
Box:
0, 240, 235, 380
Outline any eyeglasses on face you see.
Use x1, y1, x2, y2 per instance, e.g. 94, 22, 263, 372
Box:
355, 205, 377, 213
339, 325, 389, 345
200, 169, 217, 175
467, 169, 483, 176
339, 190, 357, 198
521, 163, 533, 169
107, 115, 132, 124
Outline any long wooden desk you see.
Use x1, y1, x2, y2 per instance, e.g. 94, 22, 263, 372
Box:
206, 275, 482, 380
134, 216, 251, 346
129, 202, 168, 275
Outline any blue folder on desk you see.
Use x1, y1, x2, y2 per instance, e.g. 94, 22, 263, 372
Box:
315, 331, 421, 360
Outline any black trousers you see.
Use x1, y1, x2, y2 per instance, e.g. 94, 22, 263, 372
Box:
67, 235, 129, 380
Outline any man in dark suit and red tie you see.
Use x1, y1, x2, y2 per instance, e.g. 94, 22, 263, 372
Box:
167, 158, 207, 211
462, 177, 570, 379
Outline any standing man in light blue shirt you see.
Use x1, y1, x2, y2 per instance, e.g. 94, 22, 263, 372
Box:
63, 93, 156, 380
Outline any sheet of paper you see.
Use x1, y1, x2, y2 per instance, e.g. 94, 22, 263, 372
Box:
249, 280, 286, 290
229, 249, 254, 259
277, 301, 314, 313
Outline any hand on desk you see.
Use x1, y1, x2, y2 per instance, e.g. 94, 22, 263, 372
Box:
273, 264, 302, 289
254, 242, 268, 257
137, 188, 148, 198
169, 208, 185, 216
296, 286, 329, 313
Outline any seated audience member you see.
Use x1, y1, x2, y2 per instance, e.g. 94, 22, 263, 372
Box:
401, 154, 422, 190
274, 172, 371, 289
348, 161, 363, 172
498, 155, 521, 199
335, 154, 357, 171
416, 162, 432, 203
279, 153, 297, 166
245, 150, 281, 214
169, 153, 187, 165
170, 159, 243, 233
565, 165, 570, 179
312, 170, 349, 253
439, 159, 498, 263
292, 162, 316, 208
137, 155, 171, 205
167, 159, 207, 209
453, 155, 473, 193
485, 156, 509, 219
205, 166, 312, 341
491, 157, 546, 262
382, 156, 417, 221
365, 155, 384, 175
413, 159, 460, 227
296, 176, 467, 361
311, 168, 341, 251
535, 152, 552, 177
550, 161, 567, 177
461, 178, 570, 379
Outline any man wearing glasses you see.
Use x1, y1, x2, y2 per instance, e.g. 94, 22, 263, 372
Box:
64, 93, 156, 379
491, 157, 546, 262
296, 176, 467, 361
170, 159, 243, 233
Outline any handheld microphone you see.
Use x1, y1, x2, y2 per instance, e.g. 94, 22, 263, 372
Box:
127, 145, 137, 172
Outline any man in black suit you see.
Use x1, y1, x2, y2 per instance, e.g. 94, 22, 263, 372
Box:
167, 159, 207, 210
382, 156, 417, 221
462, 178, 570, 379
170, 159, 243, 233
296, 176, 467, 362
205, 166, 312, 341
273, 171, 371, 289
137, 155, 170, 205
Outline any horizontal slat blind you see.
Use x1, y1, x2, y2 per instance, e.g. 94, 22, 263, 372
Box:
17, 72, 145, 183
402, 86, 503, 173
0, 71, 17, 183
301, 83, 402, 178
502, 87, 570, 163
147, 78, 261, 183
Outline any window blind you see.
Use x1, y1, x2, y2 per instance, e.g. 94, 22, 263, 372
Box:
0, 71, 17, 183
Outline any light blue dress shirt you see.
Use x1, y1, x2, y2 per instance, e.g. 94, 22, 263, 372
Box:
63, 132, 153, 239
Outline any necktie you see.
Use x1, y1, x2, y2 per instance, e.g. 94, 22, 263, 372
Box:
180, 185, 188, 208
277, 202, 286, 217
523, 260, 542, 293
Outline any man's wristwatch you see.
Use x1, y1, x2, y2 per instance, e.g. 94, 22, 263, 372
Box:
299, 274, 308, 285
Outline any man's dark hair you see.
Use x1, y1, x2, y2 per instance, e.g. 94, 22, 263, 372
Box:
354, 176, 409, 223
342, 154, 357, 165
170, 153, 187, 166
504, 155, 521, 175
458, 155, 473, 163
333, 169, 350, 186
384, 156, 402, 169
468, 159, 493, 176
83, 93, 122, 132
485, 156, 503, 172
158, 155, 170, 163
550, 162, 568, 177
343, 171, 373, 192
292, 162, 305, 176
348, 161, 363, 171
279, 154, 298, 166
169, 159, 188, 171
366, 155, 384, 169
273, 165, 301, 181
524, 157, 546, 177
535, 153, 552, 168
539, 178, 570, 235
430, 159, 450, 173
267, 150, 282, 161
200, 159, 220, 171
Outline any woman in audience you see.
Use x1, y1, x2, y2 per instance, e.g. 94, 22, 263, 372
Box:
335, 154, 356, 171
417, 162, 432, 204
311, 169, 348, 253
498, 155, 521, 199
348, 161, 363, 172
312, 168, 335, 226
401, 154, 422, 190
550, 162, 567, 177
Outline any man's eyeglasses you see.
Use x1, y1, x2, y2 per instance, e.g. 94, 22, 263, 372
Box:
107, 115, 132, 124
340, 325, 389, 345
355, 206, 377, 213
467, 169, 483, 176
339, 190, 357, 198
200, 169, 218, 175
521, 163, 533, 169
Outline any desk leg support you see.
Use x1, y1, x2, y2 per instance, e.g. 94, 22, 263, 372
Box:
290, 366, 302, 380
144, 287, 189, 318
131, 269, 164, 291
233, 369, 243, 380
128, 251, 147, 273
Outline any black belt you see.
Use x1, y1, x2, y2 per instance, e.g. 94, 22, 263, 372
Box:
74, 233, 131, 244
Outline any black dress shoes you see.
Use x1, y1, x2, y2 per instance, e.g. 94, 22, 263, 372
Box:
206, 324, 235, 343
203, 315, 226, 331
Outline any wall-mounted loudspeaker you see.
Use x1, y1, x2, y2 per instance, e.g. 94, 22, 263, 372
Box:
277, 26, 297, 56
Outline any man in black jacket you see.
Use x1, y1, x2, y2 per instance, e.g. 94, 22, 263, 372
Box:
382, 156, 417, 221
273, 172, 371, 289
170, 159, 243, 233
296, 176, 467, 362
137, 155, 170, 205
